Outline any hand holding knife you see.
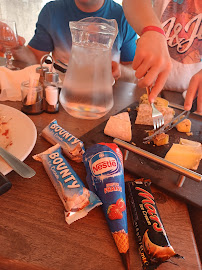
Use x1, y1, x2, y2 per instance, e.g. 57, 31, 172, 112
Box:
143, 97, 198, 144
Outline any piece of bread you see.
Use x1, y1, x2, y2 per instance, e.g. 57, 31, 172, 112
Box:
104, 112, 132, 142
135, 104, 175, 126
140, 94, 169, 107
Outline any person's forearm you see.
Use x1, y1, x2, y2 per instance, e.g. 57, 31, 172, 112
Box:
122, 0, 162, 35
119, 63, 136, 83
12, 45, 38, 65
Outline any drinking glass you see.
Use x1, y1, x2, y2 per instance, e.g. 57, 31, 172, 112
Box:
0, 20, 19, 70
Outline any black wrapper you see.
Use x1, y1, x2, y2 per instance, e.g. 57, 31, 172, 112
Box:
126, 179, 182, 270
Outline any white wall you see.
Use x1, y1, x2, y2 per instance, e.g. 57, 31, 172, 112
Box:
0, 0, 122, 45
0, 0, 50, 44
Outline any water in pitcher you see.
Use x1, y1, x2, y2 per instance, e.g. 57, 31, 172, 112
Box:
60, 43, 114, 119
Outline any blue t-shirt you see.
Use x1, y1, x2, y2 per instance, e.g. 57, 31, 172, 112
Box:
29, 0, 137, 63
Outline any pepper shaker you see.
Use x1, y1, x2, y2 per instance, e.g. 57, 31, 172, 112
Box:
36, 66, 49, 85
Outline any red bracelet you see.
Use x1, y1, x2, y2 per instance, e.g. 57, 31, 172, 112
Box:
141, 26, 165, 37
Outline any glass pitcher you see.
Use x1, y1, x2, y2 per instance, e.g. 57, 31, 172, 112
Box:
59, 17, 118, 119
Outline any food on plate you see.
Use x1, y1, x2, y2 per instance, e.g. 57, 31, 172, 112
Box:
41, 119, 85, 162
33, 144, 102, 224
83, 143, 130, 270
104, 112, 132, 142
135, 104, 175, 126
152, 133, 169, 146
186, 132, 193, 136
175, 118, 191, 133
179, 138, 201, 147
146, 130, 169, 146
140, 93, 169, 108
165, 138, 202, 170
126, 179, 182, 270
136, 94, 174, 126
0, 114, 12, 149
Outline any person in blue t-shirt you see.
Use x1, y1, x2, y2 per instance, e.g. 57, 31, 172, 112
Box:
0, 0, 174, 89
3, 0, 138, 82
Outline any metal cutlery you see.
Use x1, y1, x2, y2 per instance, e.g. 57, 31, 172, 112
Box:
0, 171, 12, 195
143, 97, 198, 143
0, 147, 36, 178
146, 87, 164, 130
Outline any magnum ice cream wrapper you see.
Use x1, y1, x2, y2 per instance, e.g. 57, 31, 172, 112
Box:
83, 143, 130, 270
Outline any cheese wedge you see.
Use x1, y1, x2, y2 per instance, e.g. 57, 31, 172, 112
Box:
104, 112, 132, 142
165, 140, 202, 170
179, 138, 201, 147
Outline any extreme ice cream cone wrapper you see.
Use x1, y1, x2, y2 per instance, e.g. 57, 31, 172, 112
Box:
33, 144, 102, 224
83, 143, 130, 270
41, 119, 85, 162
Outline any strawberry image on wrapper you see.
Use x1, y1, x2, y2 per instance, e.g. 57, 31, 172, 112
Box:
83, 143, 130, 270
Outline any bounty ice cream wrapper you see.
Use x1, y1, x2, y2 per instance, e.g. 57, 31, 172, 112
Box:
33, 144, 102, 224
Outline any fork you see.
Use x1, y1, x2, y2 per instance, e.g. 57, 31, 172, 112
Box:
146, 87, 164, 130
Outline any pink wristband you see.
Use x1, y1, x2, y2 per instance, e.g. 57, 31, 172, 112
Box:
141, 26, 165, 37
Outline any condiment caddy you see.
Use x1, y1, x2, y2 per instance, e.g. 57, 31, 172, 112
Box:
21, 54, 60, 115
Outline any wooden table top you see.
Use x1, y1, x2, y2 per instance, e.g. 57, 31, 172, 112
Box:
0, 58, 201, 269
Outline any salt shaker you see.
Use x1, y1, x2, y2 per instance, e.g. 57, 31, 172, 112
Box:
44, 71, 59, 113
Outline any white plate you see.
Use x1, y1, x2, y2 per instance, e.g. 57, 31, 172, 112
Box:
0, 104, 37, 175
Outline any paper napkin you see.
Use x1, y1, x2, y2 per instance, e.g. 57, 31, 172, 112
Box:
0, 64, 51, 101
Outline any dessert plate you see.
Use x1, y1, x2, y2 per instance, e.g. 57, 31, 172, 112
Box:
0, 104, 37, 175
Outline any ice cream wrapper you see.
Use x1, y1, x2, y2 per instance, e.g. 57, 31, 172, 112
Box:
33, 144, 102, 224
126, 179, 183, 269
41, 119, 85, 162
83, 143, 130, 269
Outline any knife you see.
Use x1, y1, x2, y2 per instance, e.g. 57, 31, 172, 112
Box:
0, 147, 36, 178
0, 172, 12, 196
143, 97, 198, 143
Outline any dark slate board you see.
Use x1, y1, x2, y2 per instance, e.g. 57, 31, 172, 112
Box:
80, 102, 202, 208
